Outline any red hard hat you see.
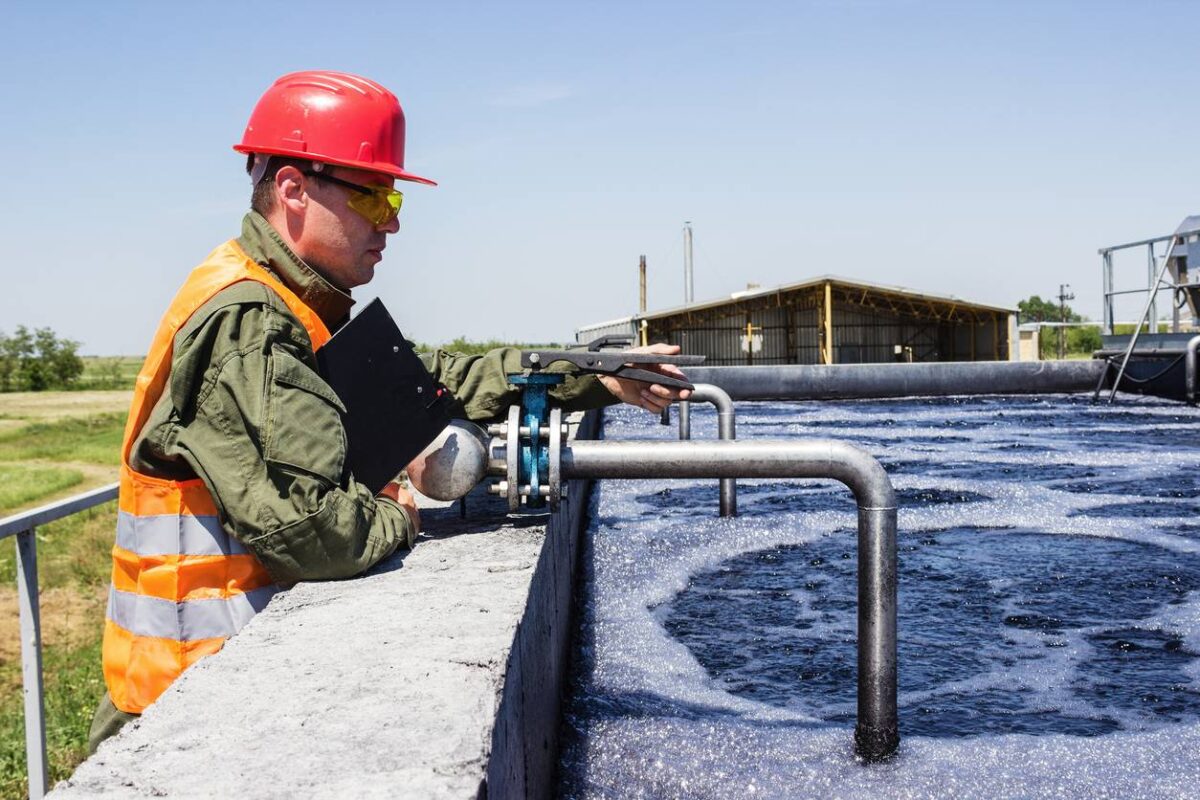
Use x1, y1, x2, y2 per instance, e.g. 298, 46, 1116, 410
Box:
234, 70, 436, 186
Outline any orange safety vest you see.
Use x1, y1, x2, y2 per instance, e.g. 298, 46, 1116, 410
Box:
103, 240, 331, 714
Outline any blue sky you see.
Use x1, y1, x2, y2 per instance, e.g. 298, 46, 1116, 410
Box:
2, 0, 1197, 354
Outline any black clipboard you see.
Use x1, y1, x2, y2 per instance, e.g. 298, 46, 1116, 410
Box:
316, 298, 453, 493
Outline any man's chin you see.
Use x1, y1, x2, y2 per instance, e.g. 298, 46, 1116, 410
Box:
352, 263, 377, 288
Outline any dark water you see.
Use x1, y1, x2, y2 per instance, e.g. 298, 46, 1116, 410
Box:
662, 528, 1200, 737
559, 394, 1200, 798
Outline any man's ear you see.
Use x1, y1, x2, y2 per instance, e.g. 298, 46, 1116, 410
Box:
275, 165, 308, 216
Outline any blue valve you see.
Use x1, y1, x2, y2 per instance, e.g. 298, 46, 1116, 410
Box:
507, 372, 564, 508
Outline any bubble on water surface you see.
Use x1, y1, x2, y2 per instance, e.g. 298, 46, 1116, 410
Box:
559, 395, 1200, 799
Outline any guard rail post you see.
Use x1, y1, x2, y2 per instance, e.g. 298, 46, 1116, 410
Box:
0, 483, 119, 799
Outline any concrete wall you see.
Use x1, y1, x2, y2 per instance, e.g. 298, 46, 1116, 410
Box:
53, 414, 598, 800
486, 411, 597, 799
1019, 328, 1040, 361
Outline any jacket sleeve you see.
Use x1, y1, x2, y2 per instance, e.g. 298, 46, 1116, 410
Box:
144, 286, 416, 585
420, 347, 618, 422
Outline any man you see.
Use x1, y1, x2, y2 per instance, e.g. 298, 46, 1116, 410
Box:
90, 70, 688, 750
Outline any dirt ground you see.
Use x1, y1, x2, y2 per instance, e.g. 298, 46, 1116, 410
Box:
0, 585, 106, 682
0, 391, 132, 422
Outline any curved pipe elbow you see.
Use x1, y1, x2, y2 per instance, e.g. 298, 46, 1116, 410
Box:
824, 440, 897, 511
689, 383, 734, 417
687, 383, 736, 440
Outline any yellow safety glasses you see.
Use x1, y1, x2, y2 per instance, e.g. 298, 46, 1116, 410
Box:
304, 170, 404, 226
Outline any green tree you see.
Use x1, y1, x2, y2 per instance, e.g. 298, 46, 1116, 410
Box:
1019, 295, 1090, 359
0, 332, 15, 392
37, 327, 84, 387
1018, 294, 1081, 324
10, 326, 42, 390
0, 326, 85, 391
1067, 325, 1102, 355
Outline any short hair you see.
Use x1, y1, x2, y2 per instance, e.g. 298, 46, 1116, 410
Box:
246, 155, 316, 215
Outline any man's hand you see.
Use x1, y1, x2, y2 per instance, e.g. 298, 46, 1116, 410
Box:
598, 343, 693, 413
379, 480, 421, 542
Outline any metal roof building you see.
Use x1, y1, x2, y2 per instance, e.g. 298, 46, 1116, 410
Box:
576, 275, 1018, 365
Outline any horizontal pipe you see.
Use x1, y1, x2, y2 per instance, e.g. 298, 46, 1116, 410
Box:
563, 438, 898, 761
680, 384, 738, 516
564, 439, 894, 509
1099, 232, 1173, 253
0, 483, 118, 540
1095, 348, 1191, 357
683, 361, 1107, 401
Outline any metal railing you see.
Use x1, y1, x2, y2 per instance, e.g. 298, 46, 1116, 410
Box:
0, 482, 118, 800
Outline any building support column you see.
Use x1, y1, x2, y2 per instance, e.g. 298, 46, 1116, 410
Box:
821, 281, 834, 365
786, 304, 797, 364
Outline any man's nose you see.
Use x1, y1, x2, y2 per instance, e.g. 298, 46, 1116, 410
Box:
378, 213, 401, 235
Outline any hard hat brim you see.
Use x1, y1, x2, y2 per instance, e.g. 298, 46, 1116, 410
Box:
233, 144, 438, 186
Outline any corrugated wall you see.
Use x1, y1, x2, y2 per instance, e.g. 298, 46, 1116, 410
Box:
574, 319, 637, 345
642, 284, 1010, 365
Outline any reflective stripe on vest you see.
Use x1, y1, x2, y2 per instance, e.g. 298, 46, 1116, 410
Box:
115, 511, 251, 556
106, 585, 278, 641
103, 239, 331, 714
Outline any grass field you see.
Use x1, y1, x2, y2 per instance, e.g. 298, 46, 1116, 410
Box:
73, 357, 142, 392
0, 390, 127, 798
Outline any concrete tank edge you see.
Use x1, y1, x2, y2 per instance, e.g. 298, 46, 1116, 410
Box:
483, 409, 599, 800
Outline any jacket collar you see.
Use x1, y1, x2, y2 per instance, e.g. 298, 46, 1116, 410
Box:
237, 211, 355, 332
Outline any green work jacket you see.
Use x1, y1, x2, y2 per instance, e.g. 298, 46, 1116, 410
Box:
129, 211, 617, 585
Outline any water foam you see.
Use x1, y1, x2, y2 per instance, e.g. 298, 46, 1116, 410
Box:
560, 395, 1200, 798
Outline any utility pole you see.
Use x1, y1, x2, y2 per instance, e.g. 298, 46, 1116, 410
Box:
683, 222, 694, 305
1057, 283, 1074, 360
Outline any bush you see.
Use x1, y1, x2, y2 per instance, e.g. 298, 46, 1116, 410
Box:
1037, 325, 1103, 359
417, 337, 556, 357
1067, 325, 1103, 354
0, 326, 84, 392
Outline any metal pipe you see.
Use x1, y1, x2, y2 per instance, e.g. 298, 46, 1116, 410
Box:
0, 483, 119, 797
1099, 232, 1173, 252
639, 254, 647, 314
563, 438, 899, 761
1188, 335, 1200, 405
678, 384, 738, 516
682, 361, 1107, 401
1102, 251, 1114, 335
16, 529, 47, 799
683, 222, 694, 304
1148, 243, 1159, 339
0, 482, 118, 540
